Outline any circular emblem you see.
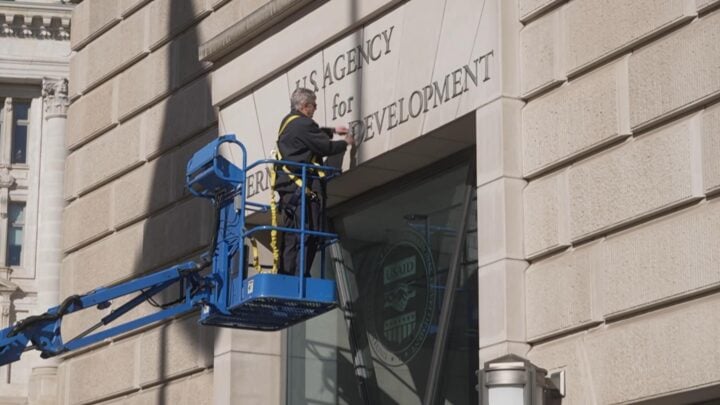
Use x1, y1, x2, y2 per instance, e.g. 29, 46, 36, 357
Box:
366, 231, 436, 367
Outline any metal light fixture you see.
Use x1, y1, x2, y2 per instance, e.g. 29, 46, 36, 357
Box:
478, 354, 564, 405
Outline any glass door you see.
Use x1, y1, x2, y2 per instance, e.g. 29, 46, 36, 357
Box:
287, 156, 478, 405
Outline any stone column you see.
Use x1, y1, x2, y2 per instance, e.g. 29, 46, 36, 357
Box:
28, 78, 69, 405
0, 267, 19, 386
475, 0, 529, 366
0, 168, 15, 264
0, 99, 11, 165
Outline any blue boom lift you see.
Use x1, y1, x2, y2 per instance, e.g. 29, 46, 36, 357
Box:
0, 134, 341, 366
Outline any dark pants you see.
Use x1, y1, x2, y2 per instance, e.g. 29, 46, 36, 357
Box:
278, 190, 323, 276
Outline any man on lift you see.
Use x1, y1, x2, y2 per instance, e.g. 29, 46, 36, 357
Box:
275, 88, 355, 276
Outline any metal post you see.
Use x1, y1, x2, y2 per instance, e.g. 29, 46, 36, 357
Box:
299, 166, 307, 298
329, 242, 378, 405
423, 158, 476, 405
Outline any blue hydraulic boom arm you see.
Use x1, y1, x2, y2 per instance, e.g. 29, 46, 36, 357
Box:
0, 134, 341, 367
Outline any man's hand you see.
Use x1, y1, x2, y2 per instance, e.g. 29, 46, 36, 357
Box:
334, 125, 354, 146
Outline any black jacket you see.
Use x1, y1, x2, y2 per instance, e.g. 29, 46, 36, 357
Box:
275, 110, 348, 194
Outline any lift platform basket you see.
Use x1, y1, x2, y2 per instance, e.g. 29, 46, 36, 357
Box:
200, 274, 337, 331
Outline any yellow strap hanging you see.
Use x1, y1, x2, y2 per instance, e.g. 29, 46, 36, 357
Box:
269, 114, 329, 273
275, 115, 327, 191
278, 114, 300, 135
270, 148, 281, 274
250, 237, 261, 274
270, 114, 300, 274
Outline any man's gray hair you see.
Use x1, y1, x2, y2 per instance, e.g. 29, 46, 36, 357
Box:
291, 87, 316, 110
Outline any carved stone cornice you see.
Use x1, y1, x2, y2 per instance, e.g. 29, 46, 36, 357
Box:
199, 0, 314, 62
0, 2, 72, 41
43, 78, 69, 118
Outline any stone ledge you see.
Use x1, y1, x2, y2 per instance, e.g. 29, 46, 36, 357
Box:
697, 0, 720, 14
568, 115, 704, 243
121, 0, 152, 18
70, 0, 119, 51
522, 58, 631, 178
64, 339, 139, 404
210, 0, 403, 106
599, 200, 720, 320
565, 0, 696, 78
528, 293, 720, 403
523, 169, 570, 260
147, 0, 211, 51
66, 78, 118, 152
586, 294, 720, 404
126, 371, 213, 405
629, 10, 720, 131
199, 0, 314, 62
520, 8, 566, 99
518, 0, 566, 24
702, 103, 720, 195
212, 0, 232, 10
527, 198, 720, 336
138, 317, 213, 387
79, 8, 149, 96
526, 241, 602, 341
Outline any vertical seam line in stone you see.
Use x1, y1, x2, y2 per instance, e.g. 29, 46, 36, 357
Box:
591, 238, 606, 326
559, 167, 570, 247
453, 0, 486, 119
251, 92, 268, 158
382, 5, 404, 153
108, 173, 118, 233
142, 0, 152, 52
578, 333, 600, 405
111, 78, 120, 135
615, 54, 632, 136
690, 111, 705, 196
554, 3, 566, 82
133, 337, 141, 391
419, 0, 449, 137
684, 0, 700, 18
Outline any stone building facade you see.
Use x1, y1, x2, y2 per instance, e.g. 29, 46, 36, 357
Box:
0, 1, 72, 404
58, 0, 720, 404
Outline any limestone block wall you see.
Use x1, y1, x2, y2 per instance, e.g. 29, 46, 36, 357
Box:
58, 1, 275, 404
520, 0, 720, 403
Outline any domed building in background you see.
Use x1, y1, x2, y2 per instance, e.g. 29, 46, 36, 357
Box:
0, 1, 72, 404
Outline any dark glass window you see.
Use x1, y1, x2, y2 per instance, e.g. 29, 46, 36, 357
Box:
287, 158, 478, 404
12, 100, 30, 164
7, 202, 25, 266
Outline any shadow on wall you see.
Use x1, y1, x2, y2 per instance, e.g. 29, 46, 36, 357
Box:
295, 0, 380, 403
138, 1, 215, 402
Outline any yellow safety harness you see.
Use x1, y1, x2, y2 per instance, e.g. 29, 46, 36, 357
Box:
265, 114, 328, 274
